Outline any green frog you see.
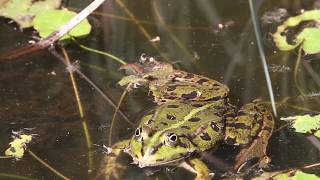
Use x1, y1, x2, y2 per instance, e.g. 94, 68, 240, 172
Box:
104, 55, 274, 180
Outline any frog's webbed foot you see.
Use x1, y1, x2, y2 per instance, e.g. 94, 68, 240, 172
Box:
179, 158, 214, 180
104, 156, 126, 180
101, 140, 130, 180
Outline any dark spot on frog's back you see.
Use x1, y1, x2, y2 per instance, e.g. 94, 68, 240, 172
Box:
181, 125, 191, 130
197, 78, 209, 84
227, 122, 251, 130
166, 104, 179, 109
165, 95, 177, 100
161, 122, 168, 126
166, 114, 176, 120
188, 117, 201, 122
200, 132, 211, 141
211, 96, 222, 101
166, 85, 177, 91
192, 103, 203, 107
181, 91, 198, 99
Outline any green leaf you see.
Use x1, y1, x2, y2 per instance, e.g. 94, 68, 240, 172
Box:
273, 171, 320, 180
253, 170, 320, 180
5, 134, 33, 158
33, 9, 91, 41
0, 0, 61, 28
281, 114, 320, 134
296, 28, 320, 54
273, 173, 289, 180
314, 130, 320, 138
293, 171, 320, 180
273, 9, 320, 54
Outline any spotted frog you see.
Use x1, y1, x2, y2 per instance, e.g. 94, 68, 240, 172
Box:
104, 55, 274, 180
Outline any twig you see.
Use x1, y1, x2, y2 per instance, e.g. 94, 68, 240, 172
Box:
0, 0, 105, 60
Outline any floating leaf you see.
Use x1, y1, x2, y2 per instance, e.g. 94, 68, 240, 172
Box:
0, 0, 61, 28
273, 9, 320, 54
314, 130, 320, 138
253, 170, 320, 180
5, 134, 33, 158
296, 28, 320, 54
281, 114, 320, 134
275, 171, 320, 180
33, 9, 91, 41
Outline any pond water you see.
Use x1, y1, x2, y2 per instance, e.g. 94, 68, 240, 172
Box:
0, 0, 320, 179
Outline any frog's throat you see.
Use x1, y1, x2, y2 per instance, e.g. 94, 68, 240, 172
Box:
132, 154, 191, 168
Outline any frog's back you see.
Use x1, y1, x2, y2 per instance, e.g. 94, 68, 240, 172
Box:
140, 100, 226, 151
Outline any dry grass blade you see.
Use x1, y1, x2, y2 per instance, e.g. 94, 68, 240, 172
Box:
61, 47, 93, 173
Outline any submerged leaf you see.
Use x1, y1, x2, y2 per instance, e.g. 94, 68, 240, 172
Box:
0, 0, 61, 28
281, 114, 320, 134
33, 9, 91, 41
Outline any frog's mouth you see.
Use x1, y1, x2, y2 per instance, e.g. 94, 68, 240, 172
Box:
131, 153, 192, 168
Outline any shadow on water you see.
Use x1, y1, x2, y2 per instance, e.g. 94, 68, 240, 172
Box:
0, 0, 319, 179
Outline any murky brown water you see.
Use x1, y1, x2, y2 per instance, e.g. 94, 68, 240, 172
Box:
0, 0, 320, 179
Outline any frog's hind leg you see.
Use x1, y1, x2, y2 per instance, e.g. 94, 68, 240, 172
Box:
179, 157, 213, 180
224, 100, 274, 146
223, 100, 274, 171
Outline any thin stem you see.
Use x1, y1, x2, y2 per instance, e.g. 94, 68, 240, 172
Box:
249, 0, 277, 117
72, 37, 127, 65
61, 47, 93, 173
108, 89, 130, 146
28, 150, 70, 180
294, 46, 306, 95
48, 46, 130, 122
0, 173, 36, 180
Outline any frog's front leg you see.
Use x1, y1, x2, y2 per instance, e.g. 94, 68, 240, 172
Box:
179, 157, 213, 180
103, 139, 130, 180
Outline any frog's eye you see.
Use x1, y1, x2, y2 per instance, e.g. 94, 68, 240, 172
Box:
168, 134, 177, 142
135, 127, 142, 137
166, 133, 178, 146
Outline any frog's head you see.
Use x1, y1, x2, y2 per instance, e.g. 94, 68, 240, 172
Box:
128, 125, 198, 167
